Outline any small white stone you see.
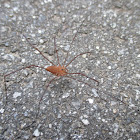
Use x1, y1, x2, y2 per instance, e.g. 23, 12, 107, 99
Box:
136, 74, 140, 78
92, 88, 99, 97
111, 101, 117, 106
111, 23, 116, 28
1, 27, 7, 32
102, 119, 105, 122
62, 92, 70, 98
64, 45, 70, 51
33, 16, 36, 19
118, 49, 124, 55
81, 119, 90, 125
42, 77, 47, 81
48, 124, 52, 128
62, 17, 65, 22
83, 114, 88, 118
129, 104, 135, 107
108, 66, 111, 69
73, 30, 77, 34
13, 7, 18, 12
18, 16, 22, 21
73, 15, 77, 18
44, 0, 52, 3
34, 50, 40, 54
87, 98, 94, 104
39, 39, 44, 44
21, 123, 26, 129
113, 109, 117, 113
96, 60, 100, 66
82, 54, 87, 58
44, 65, 49, 69
13, 92, 21, 98
135, 89, 140, 100
72, 111, 77, 114
4, 2, 10, 8
0, 108, 5, 113
129, 38, 133, 44
21, 58, 26, 63
100, 78, 104, 83
104, 50, 108, 54
137, 54, 140, 57
96, 46, 100, 49
33, 129, 40, 137
23, 70, 28, 76
38, 29, 42, 33
31, 34, 36, 37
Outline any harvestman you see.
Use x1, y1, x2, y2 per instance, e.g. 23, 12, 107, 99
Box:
4, 22, 100, 116
4, 21, 127, 117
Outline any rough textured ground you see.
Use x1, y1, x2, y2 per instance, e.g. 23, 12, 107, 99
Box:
0, 0, 140, 140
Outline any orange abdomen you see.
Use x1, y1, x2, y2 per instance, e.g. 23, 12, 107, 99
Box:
46, 66, 67, 76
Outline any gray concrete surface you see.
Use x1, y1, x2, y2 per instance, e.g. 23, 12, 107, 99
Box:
0, 0, 140, 139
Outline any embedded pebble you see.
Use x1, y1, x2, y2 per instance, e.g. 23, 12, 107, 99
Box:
81, 119, 90, 125
1, 27, 7, 32
13, 92, 21, 98
111, 23, 116, 28
21, 58, 26, 63
4, 2, 10, 8
38, 30, 42, 34
62, 92, 70, 98
42, 77, 47, 81
136, 74, 140, 78
34, 50, 40, 54
22, 70, 29, 76
33, 129, 40, 137
49, 124, 52, 128
96, 46, 100, 49
39, 39, 44, 44
102, 119, 106, 122
111, 101, 117, 106
113, 109, 117, 114
118, 49, 124, 55
0, 108, 5, 113
108, 66, 112, 69
82, 54, 87, 58
72, 101, 81, 109
64, 45, 70, 51
92, 88, 99, 97
87, 98, 94, 104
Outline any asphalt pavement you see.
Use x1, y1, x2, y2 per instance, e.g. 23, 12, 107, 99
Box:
0, 0, 139, 139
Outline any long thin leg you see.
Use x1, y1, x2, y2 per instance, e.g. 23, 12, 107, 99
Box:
54, 36, 60, 65
67, 72, 99, 86
36, 76, 58, 118
23, 34, 55, 65
63, 19, 85, 65
4, 65, 46, 105
66, 75, 126, 104
65, 76, 107, 102
65, 52, 91, 68
68, 73, 127, 104
66, 75, 94, 88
